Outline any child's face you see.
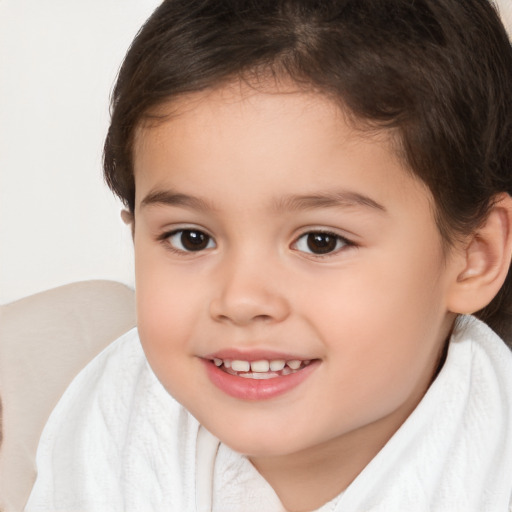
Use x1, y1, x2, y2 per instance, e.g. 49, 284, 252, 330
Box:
132, 83, 459, 460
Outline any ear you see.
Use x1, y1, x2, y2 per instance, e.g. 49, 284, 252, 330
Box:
121, 209, 135, 239
447, 193, 512, 314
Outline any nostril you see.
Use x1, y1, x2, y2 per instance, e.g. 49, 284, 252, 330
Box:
213, 311, 273, 325
253, 314, 273, 322
209, 288, 290, 325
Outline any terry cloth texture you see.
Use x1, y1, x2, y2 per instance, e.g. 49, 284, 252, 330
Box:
26, 316, 512, 512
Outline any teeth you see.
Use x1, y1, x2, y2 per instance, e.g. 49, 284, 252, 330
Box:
250, 360, 270, 373
212, 357, 312, 374
269, 360, 286, 371
231, 360, 250, 372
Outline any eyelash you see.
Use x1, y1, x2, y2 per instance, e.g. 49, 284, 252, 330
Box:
158, 228, 355, 257
158, 228, 216, 254
292, 230, 354, 258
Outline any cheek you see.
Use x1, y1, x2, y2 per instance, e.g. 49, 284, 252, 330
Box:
305, 249, 448, 404
134, 247, 202, 360
135, 264, 203, 399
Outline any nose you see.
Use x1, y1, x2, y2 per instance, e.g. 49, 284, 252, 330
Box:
209, 253, 290, 326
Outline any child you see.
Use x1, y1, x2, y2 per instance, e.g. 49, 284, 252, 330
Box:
26, 0, 512, 510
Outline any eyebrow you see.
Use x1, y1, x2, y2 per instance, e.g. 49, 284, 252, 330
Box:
273, 191, 387, 214
140, 189, 216, 212
140, 188, 386, 214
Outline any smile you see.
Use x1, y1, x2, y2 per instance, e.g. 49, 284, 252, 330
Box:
203, 355, 319, 400
212, 358, 313, 379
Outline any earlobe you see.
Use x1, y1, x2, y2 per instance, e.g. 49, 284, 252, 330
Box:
121, 209, 134, 225
447, 194, 512, 315
121, 209, 135, 239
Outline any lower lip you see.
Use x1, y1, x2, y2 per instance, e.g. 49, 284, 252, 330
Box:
202, 359, 319, 400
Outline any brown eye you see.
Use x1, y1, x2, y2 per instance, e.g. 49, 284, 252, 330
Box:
307, 233, 337, 254
294, 231, 347, 255
167, 229, 215, 252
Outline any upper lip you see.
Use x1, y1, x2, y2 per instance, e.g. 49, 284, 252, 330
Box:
203, 348, 314, 362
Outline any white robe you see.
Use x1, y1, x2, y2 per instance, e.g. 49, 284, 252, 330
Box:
26, 316, 512, 511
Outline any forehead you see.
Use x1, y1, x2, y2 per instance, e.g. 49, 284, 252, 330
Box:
135, 79, 397, 160
132, 81, 430, 216
135, 83, 342, 150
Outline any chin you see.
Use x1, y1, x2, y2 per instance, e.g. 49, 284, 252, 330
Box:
207, 423, 306, 458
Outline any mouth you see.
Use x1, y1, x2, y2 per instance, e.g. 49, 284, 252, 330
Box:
211, 357, 314, 380
202, 354, 320, 400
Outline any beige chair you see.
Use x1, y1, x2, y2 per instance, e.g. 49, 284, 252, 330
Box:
0, 281, 136, 512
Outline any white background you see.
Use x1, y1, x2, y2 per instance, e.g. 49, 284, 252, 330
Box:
0, 0, 161, 304
0, 0, 510, 304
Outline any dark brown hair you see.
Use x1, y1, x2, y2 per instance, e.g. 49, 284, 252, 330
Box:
104, 0, 512, 342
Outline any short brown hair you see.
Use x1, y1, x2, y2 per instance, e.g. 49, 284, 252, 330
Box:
104, 0, 512, 341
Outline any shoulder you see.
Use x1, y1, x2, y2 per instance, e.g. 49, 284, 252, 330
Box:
452, 315, 512, 376
447, 315, 512, 435
26, 329, 199, 510
47, 328, 150, 423
448, 316, 512, 403
36, 327, 187, 449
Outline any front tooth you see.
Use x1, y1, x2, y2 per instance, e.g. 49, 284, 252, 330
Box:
251, 360, 270, 373
231, 360, 250, 372
223, 360, 232, 369
213, 358, 223, 367
269, 360, 286, 371
287, 360, 302, 370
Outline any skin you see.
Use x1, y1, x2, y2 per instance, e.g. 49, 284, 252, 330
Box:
131, 82, 464, 511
